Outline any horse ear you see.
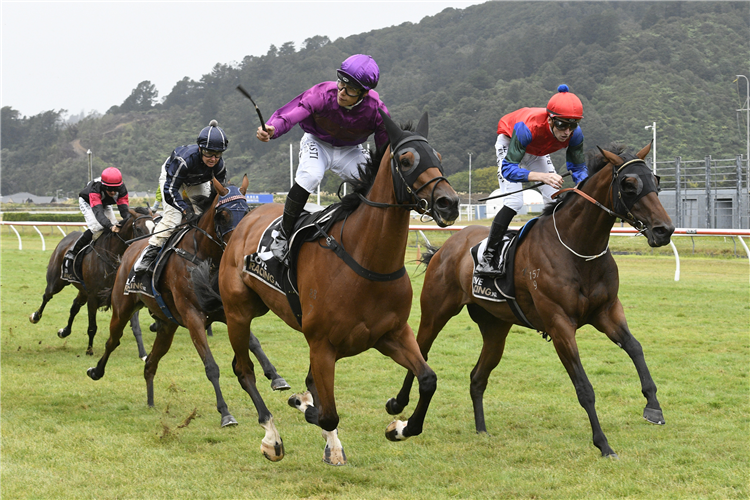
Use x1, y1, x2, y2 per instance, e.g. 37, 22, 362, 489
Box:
379, 109, 405, 148
597, 146, 623, 166
240, 174, 249, 195
415, 111, 429, 139
636, 141, 652, 160
212, 176, 228, 196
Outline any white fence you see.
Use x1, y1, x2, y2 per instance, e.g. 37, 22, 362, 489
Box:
2, 221, 748, 282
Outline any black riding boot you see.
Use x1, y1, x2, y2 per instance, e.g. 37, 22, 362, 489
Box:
134, 244, 160, 274
65, 229, 93, 260
475, 206, 517, 277
270, 183, 310, 263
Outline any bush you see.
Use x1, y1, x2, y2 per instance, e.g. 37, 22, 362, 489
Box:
0, 212, 85, 222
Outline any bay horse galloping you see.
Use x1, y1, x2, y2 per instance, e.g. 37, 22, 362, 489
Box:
387, 143, 674, 458
87, 176, 288, 428
29, 208, 155, 356
218, 112, 459, 464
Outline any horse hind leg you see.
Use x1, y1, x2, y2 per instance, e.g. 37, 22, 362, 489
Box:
248, 329, 290, 391
30, 292, 53, 324
129, 309, 148, 361
85, 299, 98, 356
467, 305, 512, 434
58, 291, 86, 339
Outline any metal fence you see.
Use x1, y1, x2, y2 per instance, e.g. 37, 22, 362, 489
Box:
648, 155, 748, 229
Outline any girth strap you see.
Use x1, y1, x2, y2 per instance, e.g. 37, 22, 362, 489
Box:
314, 222, 406, 282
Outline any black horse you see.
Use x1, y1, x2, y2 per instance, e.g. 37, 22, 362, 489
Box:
30, 207, 155, 356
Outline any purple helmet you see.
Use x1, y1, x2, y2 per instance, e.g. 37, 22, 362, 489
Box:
337, 54, 379, 91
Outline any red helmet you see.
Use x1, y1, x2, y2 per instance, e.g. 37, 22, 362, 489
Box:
101, 167, 123, 187
546, 84, 583, 120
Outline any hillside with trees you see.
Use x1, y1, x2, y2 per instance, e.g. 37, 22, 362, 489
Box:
2, 1, 748, 196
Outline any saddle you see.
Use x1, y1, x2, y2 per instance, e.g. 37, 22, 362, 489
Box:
471, 218, 539, 330
243, 203, 345, 326
124, 228, 194, 325
61, 245, 93, 284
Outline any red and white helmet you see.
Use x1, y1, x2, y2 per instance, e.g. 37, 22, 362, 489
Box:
547, 84, 583, 120
101, 167, 123, 187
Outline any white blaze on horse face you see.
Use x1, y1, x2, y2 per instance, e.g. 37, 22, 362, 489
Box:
146, 221, 155, 233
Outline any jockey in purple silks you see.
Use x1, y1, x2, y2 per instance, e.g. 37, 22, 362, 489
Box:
256, 54, 390, 263
475, 84, 589, 278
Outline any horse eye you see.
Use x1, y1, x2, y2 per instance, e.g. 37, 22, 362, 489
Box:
399, 154, 413, 169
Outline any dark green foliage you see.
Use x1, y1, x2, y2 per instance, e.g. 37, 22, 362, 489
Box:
2, 1, 748, 196
1, 212, 84, 222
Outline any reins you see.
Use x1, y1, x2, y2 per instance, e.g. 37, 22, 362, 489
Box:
550, 157, 652, 260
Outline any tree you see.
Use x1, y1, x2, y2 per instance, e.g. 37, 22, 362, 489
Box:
118, 81, 159, 113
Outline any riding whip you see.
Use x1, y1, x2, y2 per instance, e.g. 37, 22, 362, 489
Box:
236, 85, 267, 132
478, 172, 571, 202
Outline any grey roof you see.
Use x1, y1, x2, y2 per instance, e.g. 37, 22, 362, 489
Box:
0, 192, 56, 204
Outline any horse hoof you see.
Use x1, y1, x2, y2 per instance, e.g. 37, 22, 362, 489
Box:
29, 312, 40, 324
604, 452, 620, 460
323, 444, 346, 466
221, 415, 239, 427
57, 327, 70, 339
149, 322, 159, 332
288, 391, 313, 412
385, 397, 404, 415
86, 367, 101, 381
86, 348, 94, 356
141, 355, 147, 362
385, 420, 409, 442
643, 407, 665, 425
271, 377, 291, 391
261, 439, 285, 462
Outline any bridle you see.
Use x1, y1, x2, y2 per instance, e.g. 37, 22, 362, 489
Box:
551, 157, 659, 260
356, 134, 451, 221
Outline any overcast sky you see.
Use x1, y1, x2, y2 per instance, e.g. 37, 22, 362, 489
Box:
1, 1, 488, 118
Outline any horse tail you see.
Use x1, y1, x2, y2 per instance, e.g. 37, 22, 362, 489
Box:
419, 243, 441, 268
191, 259, 223, 315
98, 287, 113, 311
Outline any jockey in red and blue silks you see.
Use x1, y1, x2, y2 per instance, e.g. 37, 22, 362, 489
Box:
256, 54, 390, 265
476, 84, 589, 278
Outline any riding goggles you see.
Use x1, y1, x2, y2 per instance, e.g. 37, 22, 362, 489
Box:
552, 118, 580, 131
336, 79, 363, 98
201, 149, 223, 159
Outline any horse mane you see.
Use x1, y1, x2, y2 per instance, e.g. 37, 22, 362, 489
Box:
540, 142, 629, 217
339, 121, 416, 213
132, 206, 151, 215
189, 183, 219, 215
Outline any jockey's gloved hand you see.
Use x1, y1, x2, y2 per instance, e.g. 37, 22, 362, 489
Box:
183, 207, 200, 225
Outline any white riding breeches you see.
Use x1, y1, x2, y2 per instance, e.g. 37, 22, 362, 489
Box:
79, 197, 116, 239
495, 134, 558, 212
294, 133, 368, 194
148, 159, 211, 247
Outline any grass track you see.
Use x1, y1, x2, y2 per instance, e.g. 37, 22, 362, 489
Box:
1, 232, 748, 499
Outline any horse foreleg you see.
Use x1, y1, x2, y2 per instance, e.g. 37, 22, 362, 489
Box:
550, 327, 618, 458
387, 290, 462, 416
248, 328, 290, 391
226, 312, 282, 462
377, 325, 437, 442
594, 301, 664, 426
143, 322, 178, 408
58, 290, 86, 339
85, 299, 98, 356
130, 310, 148, 361
467, 306, 512, 434
87, 304, 129, 381
185, 312, 237, 427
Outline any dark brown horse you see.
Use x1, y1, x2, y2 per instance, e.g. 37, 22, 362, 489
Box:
387, 143, 674, 458
87, 176, 288, 428
218, 112, 460, 464
29, 208, 156, 356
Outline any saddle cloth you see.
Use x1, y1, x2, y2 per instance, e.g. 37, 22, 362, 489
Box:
61, 245, 93, 284
470, 218, 540, 330
243, 203, 342, 326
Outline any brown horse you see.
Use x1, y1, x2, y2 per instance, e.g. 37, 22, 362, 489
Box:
386, 143, 674, 458
29, 207, 156, 356
87, 176, 288, 428
218, 112, 459, 464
